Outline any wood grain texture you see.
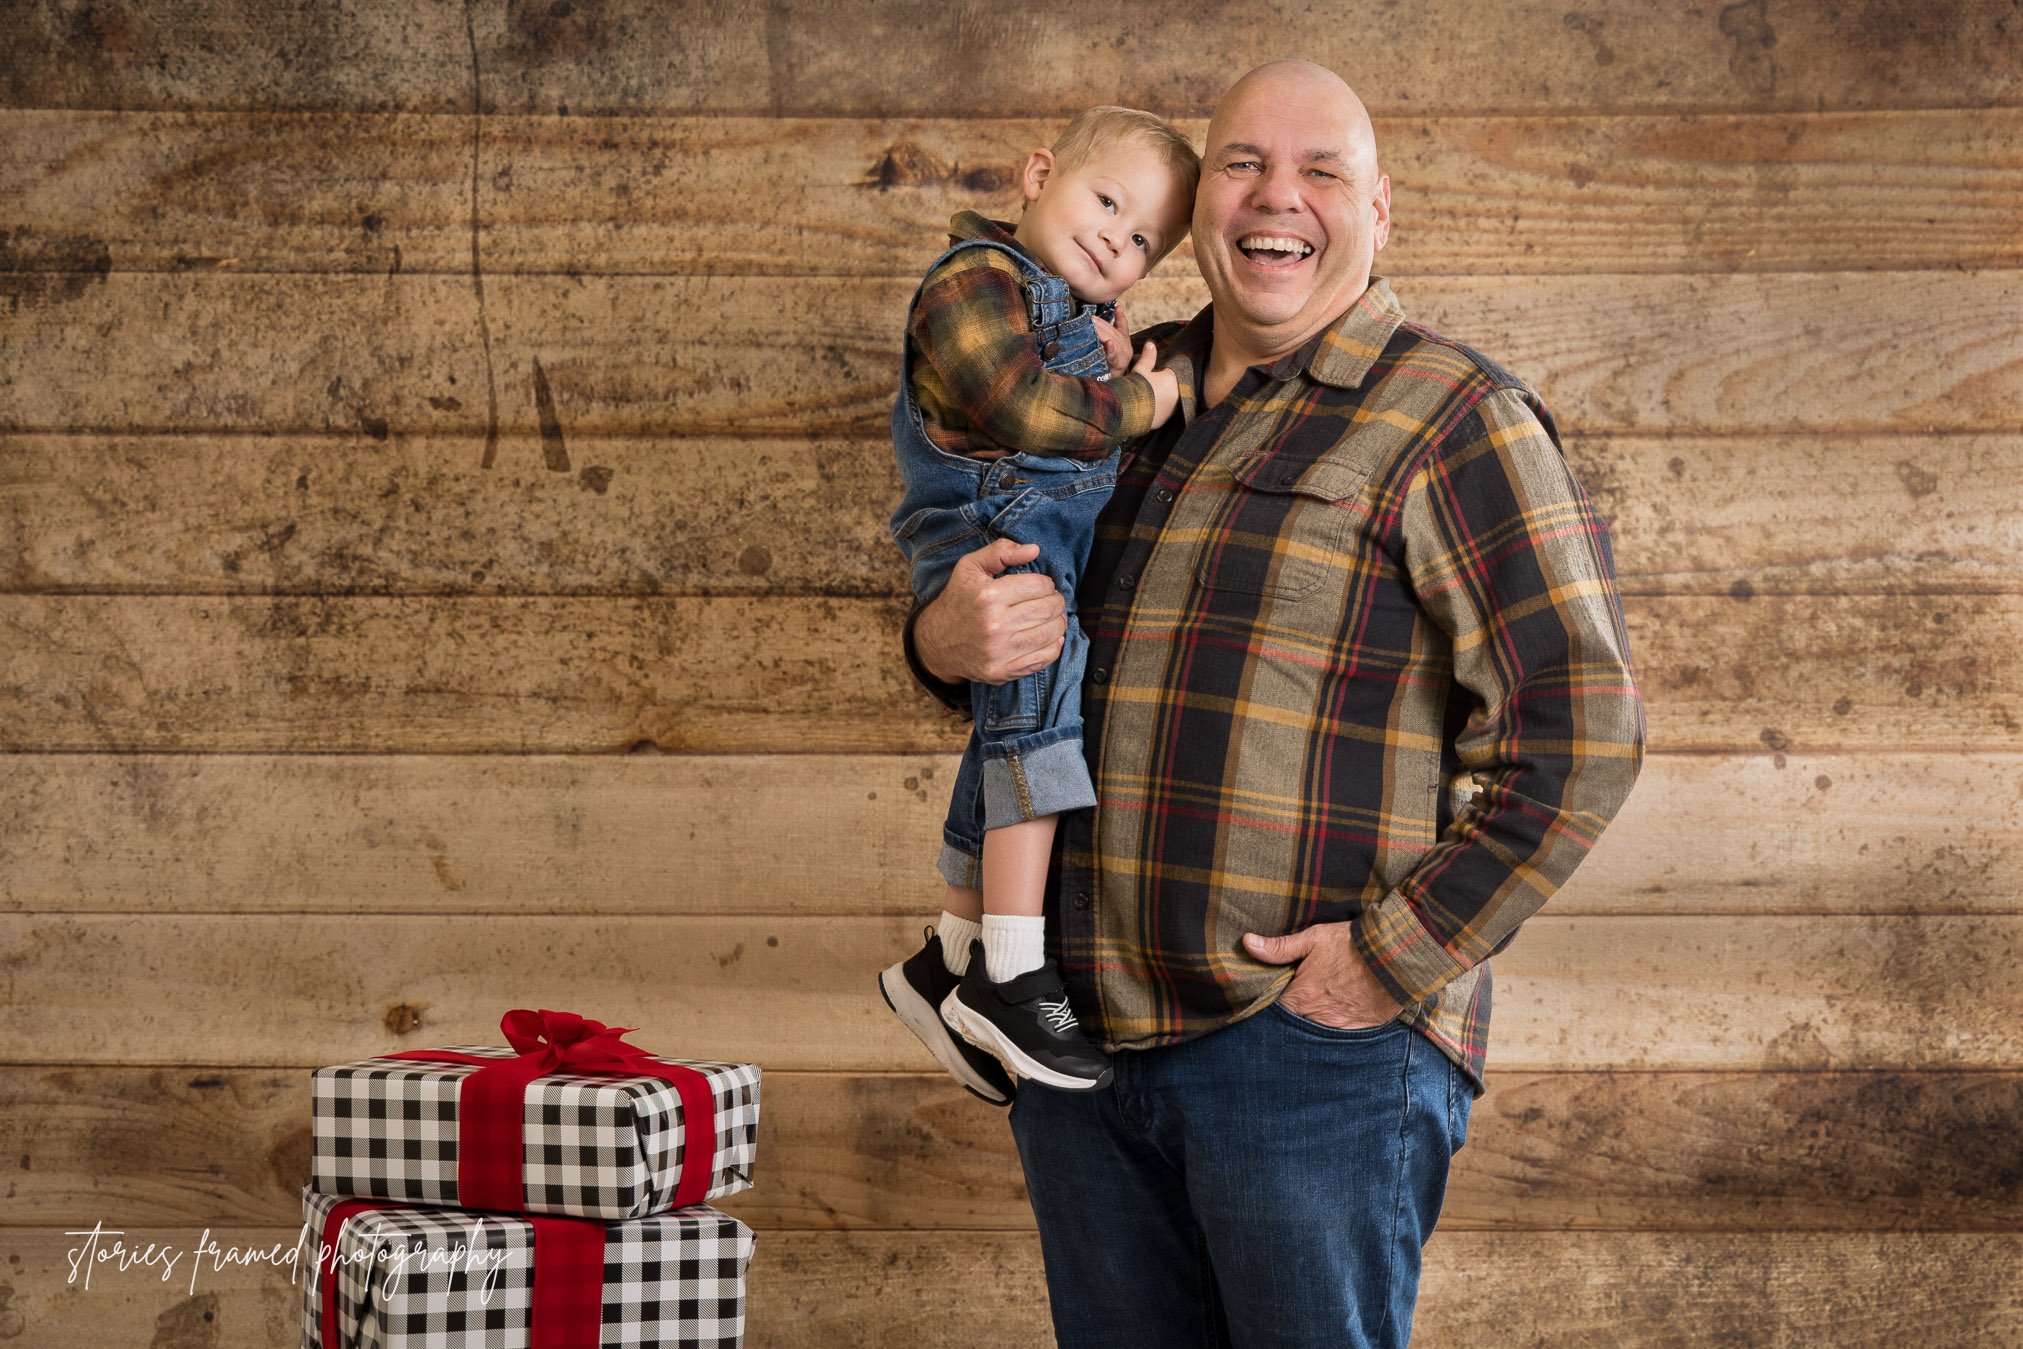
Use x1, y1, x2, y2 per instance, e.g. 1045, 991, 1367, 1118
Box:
0, 751, 953, 916
1623, 593, 2023, 754
1, 913, 2017, 1071
0, 433, 908, 599
7, 109, 2019, 277
3, 0, 2018, 116
2, 272, 2018, 437
1567, 432, 2021, 597
4, 432, 2015, 599
2, 751, 2017, 918
1, 1227, 2019, 1347
6, 1066, 2017, 1232
0, 592, 938, 755
1, 593, 2017, 754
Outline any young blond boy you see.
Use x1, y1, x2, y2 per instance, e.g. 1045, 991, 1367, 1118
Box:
879, 108, 1198, 1099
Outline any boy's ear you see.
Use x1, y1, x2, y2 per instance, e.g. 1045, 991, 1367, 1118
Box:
1019, 149, 1055, 205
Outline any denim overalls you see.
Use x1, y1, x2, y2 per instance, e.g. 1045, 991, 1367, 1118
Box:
889, 239, 1124, 888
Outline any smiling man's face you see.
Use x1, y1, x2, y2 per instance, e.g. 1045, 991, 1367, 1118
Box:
1194, 62, 1390, 364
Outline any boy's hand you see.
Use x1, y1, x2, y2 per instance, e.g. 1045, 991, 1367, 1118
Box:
1092, 315, 1132, 373
1094, 303, 1133, 371
915, 539, 1068, 685
1132, 341, 1180, 426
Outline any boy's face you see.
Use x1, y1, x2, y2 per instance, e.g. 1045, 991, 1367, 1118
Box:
1013, 136, 1193, 305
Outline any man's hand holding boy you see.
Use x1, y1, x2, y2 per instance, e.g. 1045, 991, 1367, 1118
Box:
915, 539, 1069, 686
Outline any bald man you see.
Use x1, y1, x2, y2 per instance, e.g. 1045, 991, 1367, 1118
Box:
907, 61, 1645, 1346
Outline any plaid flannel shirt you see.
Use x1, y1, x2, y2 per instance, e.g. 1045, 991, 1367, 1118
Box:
909, 278, 1645, 1095
908, 211, 1157, 460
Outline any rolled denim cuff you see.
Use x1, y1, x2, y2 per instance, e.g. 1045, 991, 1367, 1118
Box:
936, 840, 983, 889
980, 735, 1096, 830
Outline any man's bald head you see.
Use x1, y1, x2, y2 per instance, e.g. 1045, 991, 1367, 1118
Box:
1192, 60, 1392, 368
1209, 60, 1381, 186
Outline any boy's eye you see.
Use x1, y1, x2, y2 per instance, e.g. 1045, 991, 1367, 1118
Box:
1097, 193, 1116, 212
1132, 233, 1148, 251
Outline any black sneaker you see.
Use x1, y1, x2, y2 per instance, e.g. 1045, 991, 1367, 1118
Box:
941, 940, 1113, 1092
878, 929, 1015, 1106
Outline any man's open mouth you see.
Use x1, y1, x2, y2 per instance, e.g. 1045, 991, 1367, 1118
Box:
1236, 234, 1315, 268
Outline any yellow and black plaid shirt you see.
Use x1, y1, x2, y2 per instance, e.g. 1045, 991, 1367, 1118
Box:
912, 278, 1646, 1095
908, 212, 1158, 460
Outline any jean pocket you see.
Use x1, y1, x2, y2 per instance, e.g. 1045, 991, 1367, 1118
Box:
1269, 1001, 1407, 1041
1003, 450, 1110, 476
982, 664, 1049, 734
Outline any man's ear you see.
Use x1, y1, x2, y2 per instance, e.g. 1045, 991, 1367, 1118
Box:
1019, 149, 1056, 205
1371, 173, 1393, 253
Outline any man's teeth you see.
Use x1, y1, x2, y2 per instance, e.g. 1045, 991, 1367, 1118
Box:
1238, 235, 1314, 257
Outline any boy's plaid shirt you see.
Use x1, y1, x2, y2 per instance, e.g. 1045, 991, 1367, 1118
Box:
907, 211, 1157, 460
912, 278, 1646, 1095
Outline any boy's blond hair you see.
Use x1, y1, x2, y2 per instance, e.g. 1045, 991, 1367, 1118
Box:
1049, 106, 1201, 215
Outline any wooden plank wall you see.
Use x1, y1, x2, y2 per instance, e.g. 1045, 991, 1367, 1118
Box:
3, 1, 2021, 1343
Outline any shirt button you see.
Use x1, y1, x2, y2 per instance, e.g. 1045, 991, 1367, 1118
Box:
1074, 891, 1092, 910
1116, 573, 1135, 590
1278, 471, 1301, 487
1090, 667, 1109, 685
1155, 488, 1174, 503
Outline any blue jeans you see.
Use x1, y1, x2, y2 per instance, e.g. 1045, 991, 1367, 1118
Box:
887, 237, 1121, 887
1008, 1005, 1472, 1348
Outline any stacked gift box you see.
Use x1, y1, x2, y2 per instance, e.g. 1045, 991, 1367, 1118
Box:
301, 1009, 762, 1348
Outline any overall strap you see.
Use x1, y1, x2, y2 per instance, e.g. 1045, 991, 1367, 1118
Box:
903, 237, 1054, 330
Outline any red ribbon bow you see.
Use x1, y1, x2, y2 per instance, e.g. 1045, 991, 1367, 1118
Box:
499, 1008, 655, 1072
385, 1009, 717, 1215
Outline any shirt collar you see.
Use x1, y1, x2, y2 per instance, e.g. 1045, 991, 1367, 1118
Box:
1274, 276, 1405, 390
947, 210, 1030, 256
1158, 276, 1404, 423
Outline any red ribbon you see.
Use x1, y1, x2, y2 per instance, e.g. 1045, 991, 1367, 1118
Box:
384, 1009, 718, 1214
315, 1196, 608, 1349
527, 1215, 607, 1345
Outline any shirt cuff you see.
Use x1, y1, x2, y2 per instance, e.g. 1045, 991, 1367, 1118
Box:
902, 599, 974, 719
1350, 889, 1476, 1006
1110, 370, 1158, 440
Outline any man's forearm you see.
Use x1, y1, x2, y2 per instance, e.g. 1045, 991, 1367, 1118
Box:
902, 598, 973, 715
1351, 387, 1647, 1006
1350, 733, 1643, 1007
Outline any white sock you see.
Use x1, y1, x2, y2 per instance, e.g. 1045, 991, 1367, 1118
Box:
936, 911, 982, 975
982, 914, 1046, 983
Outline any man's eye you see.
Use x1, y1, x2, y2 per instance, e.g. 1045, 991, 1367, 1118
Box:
1228, 160, 1260, 173
1308, 169, 1337, 181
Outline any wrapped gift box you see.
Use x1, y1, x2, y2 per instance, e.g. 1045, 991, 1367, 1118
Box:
312, 1011, 760, 1221
301, 1186, 754, 1349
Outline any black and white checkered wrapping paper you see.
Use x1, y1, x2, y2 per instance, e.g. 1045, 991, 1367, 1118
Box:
312, 1049, 761, 1220
301, 1186, 754, 1349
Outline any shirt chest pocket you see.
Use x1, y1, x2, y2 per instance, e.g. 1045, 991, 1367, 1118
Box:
1193, 454, 1373, 600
